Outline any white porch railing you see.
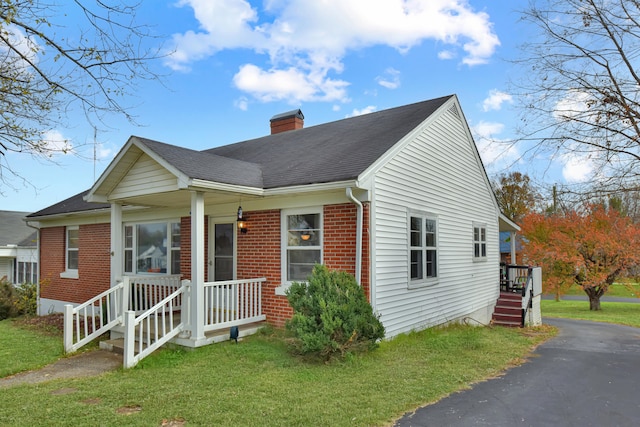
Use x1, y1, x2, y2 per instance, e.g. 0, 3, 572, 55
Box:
203, 278, 266, 332
64, 282, 125, 353
123, 279, 190, 369
124, 275, 183, 314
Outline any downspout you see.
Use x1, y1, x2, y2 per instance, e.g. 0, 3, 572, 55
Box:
346, 188, 363, 285
25, 220, 41, 316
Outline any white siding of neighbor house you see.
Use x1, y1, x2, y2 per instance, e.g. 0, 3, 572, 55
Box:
372, 102, 500, 338
110, 153, 178, 200
0, 258, 12, 282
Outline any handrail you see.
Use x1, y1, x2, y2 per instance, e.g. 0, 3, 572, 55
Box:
64, 282, 124, 353
123, 279, 190, 369
520, 267, 534, 327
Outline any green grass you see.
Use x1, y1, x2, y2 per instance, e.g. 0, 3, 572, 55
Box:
542, 300, 640, 328
0, 319, 63, 377
562, 283, 640, 298
0, 323, 554, 427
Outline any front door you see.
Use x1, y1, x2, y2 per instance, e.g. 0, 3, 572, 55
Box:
208, 221, 235, 281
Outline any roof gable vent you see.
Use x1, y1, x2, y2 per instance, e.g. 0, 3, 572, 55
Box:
270, 109, 304, 134
448, 104, 460, 121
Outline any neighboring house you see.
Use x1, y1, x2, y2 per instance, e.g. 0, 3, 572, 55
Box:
500, 231, 523, 265
0, 211, 38, 285
27, 95, 521, 356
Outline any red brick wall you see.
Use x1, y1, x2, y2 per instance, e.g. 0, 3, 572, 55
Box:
236, 209, 286, 324
38, 203, 371, 324
179, 216, 209, 281
39, 224, 111, 304
236, 203, 371, 327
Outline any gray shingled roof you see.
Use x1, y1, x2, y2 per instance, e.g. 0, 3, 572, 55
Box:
136, 137, 264, 188
0, 211, 37, 247
206, 96, 452, 188
28, 95, 453, 218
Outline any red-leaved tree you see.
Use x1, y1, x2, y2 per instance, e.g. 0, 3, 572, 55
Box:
520, 205, 640, 310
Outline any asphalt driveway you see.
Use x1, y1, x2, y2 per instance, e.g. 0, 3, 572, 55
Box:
394, 318, 640, 427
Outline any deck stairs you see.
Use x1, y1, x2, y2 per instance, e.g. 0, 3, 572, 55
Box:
492, 292, 523, 327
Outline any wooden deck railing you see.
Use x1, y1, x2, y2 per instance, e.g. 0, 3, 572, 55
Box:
203, 278, 266, 331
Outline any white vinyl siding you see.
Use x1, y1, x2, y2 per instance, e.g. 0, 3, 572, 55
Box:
111, 154, 178, 200
372, 101, 500, 338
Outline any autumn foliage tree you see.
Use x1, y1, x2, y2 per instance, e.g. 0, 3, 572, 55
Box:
520, 204, 640, 310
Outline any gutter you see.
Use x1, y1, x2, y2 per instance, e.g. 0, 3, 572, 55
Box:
346, 188, 363, 285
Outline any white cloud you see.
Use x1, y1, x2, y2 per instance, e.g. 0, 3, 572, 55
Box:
167, 0, 500, 101
482, 90, 513, 112
376, 68, 401, 89
437, 50, 456, 60
234, 96, 249, 111
233, 64, 349, 103
346, 105, 377, 117
0, 25, 41, 76
40, 130, 72, 156
472, 121, 520, 168
559, 151, 594, 183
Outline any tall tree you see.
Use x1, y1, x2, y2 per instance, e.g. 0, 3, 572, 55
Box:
520, 205, 640, 309
512, 0, 640, 193
492, 171, 539, 222
0, 1, 161, 189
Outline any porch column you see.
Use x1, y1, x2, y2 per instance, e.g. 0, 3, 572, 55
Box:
110, 203, 123, 287
190, 191, 206, 342
509, 231, 517, 264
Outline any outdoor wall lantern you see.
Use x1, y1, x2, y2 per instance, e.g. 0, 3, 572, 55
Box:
237, 206, 248, 234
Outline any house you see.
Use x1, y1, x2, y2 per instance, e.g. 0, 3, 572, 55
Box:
0, 211, 38, 285
26, 95, 526, 366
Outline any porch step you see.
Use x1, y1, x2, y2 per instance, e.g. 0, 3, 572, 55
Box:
100, 321, 267, 356
492, 292, 523, 328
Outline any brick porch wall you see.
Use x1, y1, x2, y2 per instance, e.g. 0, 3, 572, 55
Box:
39, 224, 111, 305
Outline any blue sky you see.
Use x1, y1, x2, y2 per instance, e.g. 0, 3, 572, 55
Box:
2, 0, 583, 213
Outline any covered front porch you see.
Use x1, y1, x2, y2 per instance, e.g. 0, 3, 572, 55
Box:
64, 274, 266, 368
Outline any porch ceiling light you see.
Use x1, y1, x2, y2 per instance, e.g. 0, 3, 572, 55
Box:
237, 206, 248, 234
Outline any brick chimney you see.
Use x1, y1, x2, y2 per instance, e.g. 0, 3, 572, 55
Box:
270, 109, 304, 134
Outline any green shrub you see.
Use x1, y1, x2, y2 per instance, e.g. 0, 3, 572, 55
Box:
0, 279, 38, 320
14, 282, 38, 316
286, 264, 385, 360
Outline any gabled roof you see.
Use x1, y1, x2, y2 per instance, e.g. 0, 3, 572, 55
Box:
28, 95, 455, 218
0, 210, 37, 247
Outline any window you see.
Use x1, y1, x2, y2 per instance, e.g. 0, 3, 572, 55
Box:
16, 261, 38, 284
66, 226, 79, 271
473, 224, 487, 260
282, 209, 322, 282
409, 214, 437, 283
124, 221, 181, 275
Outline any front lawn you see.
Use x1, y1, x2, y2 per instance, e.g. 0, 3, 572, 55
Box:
542, 300, 640, 328
0, 321, 554, 426
0, 318, 63, 377
562, 283, 640, 298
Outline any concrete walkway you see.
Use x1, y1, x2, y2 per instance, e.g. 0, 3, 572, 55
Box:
394, 318, 640, 426
0, 349, 121, 388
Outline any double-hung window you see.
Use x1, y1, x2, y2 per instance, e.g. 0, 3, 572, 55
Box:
282, 208, 322, 282
409, 213, 437, 284
473, 224, 487, 260
60, 226, 79, 279
124, 221, 181, 275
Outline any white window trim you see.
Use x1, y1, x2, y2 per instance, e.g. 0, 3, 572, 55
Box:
123, 219, 181, 275
276, 206, 323, 295
472, 222, 487, 262
60, 226, 79, 279
408, 210, 438, 289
